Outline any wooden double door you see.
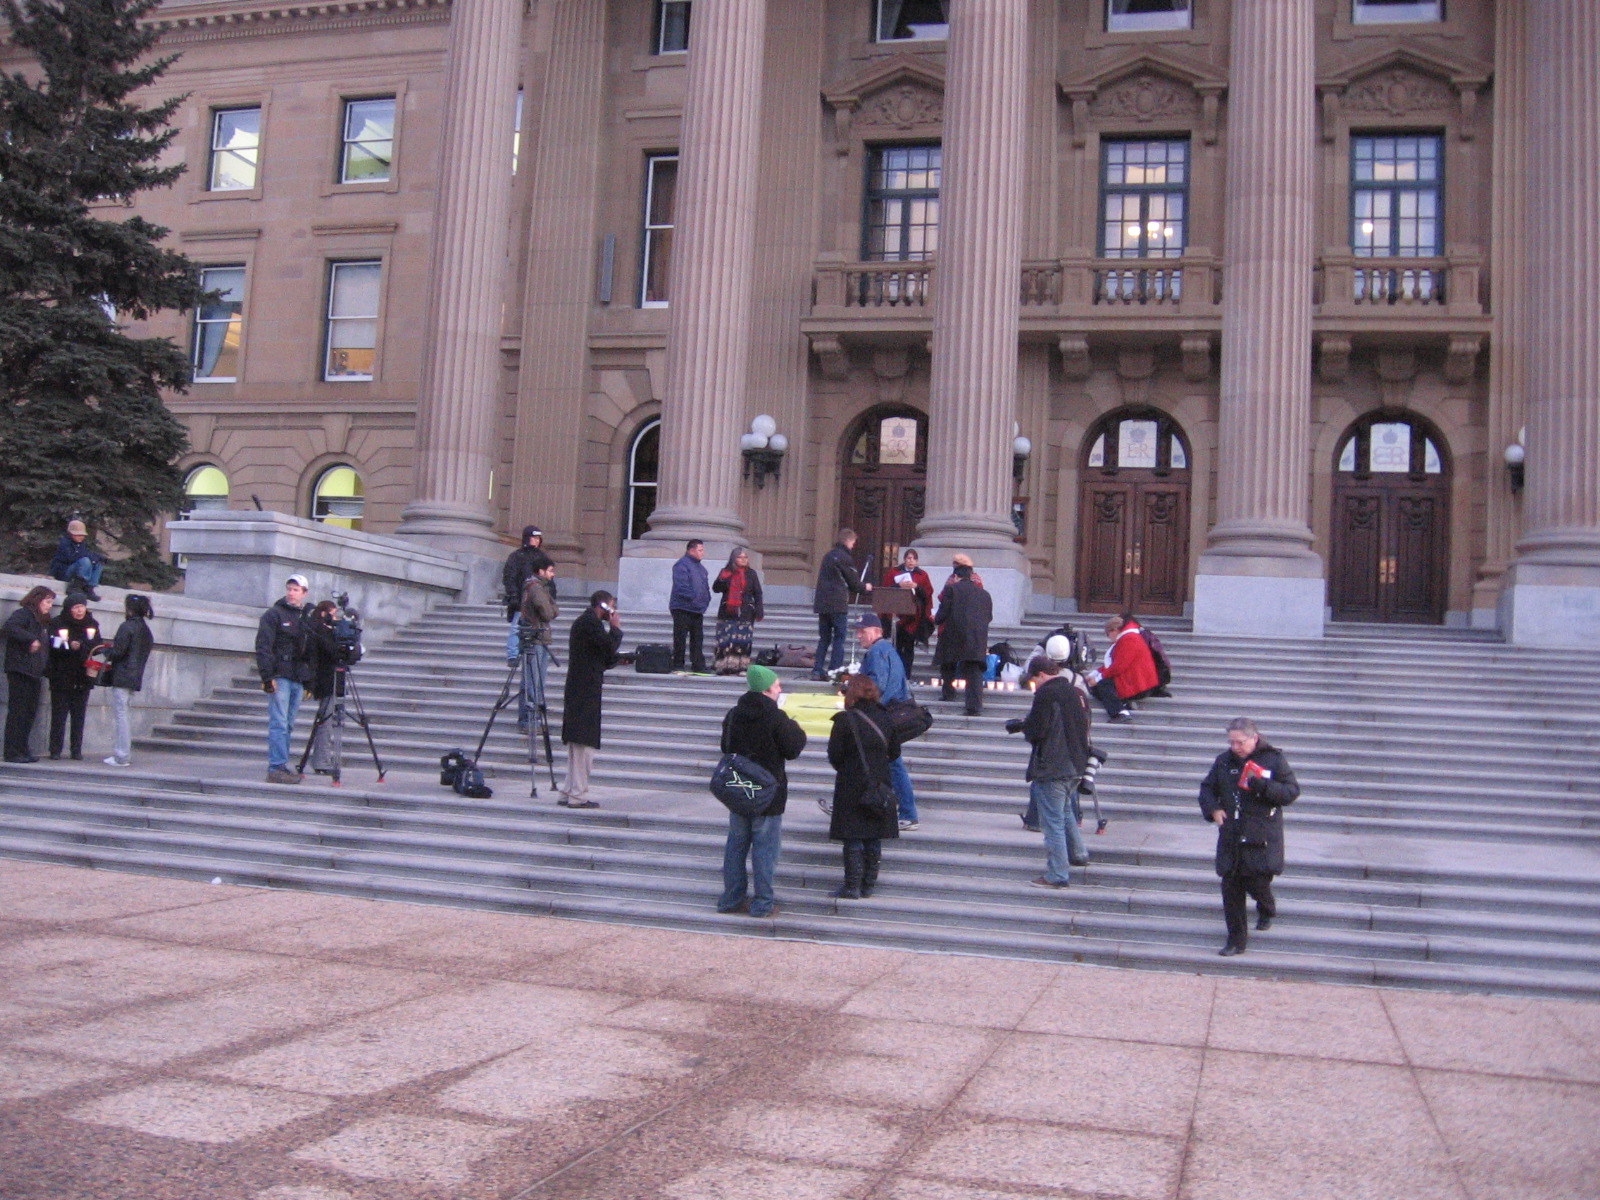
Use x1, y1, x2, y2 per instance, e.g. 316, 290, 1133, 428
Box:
838, 406, 927, 580
1078, 479, 1189, 616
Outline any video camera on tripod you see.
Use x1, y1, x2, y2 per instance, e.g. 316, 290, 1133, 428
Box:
329, 592, 364, 666
295, 590, 384, 784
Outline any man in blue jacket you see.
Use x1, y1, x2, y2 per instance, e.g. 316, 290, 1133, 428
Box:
668, 539, 711, 673
856, 613, 919, 831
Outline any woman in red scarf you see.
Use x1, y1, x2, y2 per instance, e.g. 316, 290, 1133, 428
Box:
712, 546, 765, 675
880, 548, 935, 678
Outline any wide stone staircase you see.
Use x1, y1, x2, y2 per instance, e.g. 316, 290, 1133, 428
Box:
2, 601, 1599, 1000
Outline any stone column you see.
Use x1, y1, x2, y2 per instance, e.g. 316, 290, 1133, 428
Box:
914, 0, 1032, 625
617, 0, 767, 612
1191, 0, 1323, 638
1500, 2, 1600, 647
395, 0, 522, 563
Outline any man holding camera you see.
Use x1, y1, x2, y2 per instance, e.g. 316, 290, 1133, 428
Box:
558, 590, 624, 807
1006, 656, 1092, 887
256, 573, 312, 784
518, 560, 559, 732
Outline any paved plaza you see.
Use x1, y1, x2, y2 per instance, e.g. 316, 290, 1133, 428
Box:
2, 856, 1598, 1200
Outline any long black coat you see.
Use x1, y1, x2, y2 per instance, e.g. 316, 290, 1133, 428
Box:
46, 609, 103, 694
3, 605, 49, 678
721, 690, 806, 816
561, 608, 622, 748
826, 701, 903, 841
1197, 740, 1300, 877
933, 576, 993, 666
813, 544, 868, 615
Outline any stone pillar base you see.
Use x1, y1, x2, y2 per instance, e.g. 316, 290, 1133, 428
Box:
616, 541, 763, 617
1192, 569, 1325, 639
1498, 562, 1600, 647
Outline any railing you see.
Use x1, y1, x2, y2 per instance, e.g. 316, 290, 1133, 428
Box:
813, 260, 935, 309
1317, 253, 1482, 313
1094, 264, 1184, 305
1021, 253, 1219, 310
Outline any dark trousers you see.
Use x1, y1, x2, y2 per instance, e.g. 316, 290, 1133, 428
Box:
1090, 677, 1128, 719
1221, 871, 1277, 948
4, 672, 41, 759
814, 612, 849, 676
49, 686, 91, 758
670, 610, 705, 671
894, 627, 918, 679
940, 660, 986, 714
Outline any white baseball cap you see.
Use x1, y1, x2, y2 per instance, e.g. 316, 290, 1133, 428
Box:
286, 574, 310, 589
1045, 634, 1071, 661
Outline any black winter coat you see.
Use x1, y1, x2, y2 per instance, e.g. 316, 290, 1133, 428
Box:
721, 690, 806, 815
502, 545, 553, 619
713, 567, 765, 623
1197, 740, 1300, 877
104, 617, 153, 692
3, 605, 49, 678
813, 544, 868, 615
933, 577, 993, 665
304, 618, 341, 701
256, 598, 311, 684
826, 701, 903, 841
561, 608, 622, 748
46, 610, 103, 693
1022, 676, 1092, 782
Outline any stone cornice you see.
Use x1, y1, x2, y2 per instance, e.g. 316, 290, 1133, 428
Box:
147, 0, 452, 45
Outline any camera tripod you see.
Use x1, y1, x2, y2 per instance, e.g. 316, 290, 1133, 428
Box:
297, 666, 386, 785
472, 646, 558, 798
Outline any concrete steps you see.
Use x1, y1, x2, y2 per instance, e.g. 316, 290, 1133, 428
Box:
4, 600, 1599, 1000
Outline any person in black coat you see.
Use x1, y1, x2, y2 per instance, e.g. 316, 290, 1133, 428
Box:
826, 674, 904, 899
716, 664, 806, 918
46, 593, 103, 760
256, 574, 312, 784
558, 590, 623, 808
1197, 717, 1301, 955
502, 526, 553, 659
811, 529, 871, 680
4, 585, 57, 762
302, 601, 342, 774
933, 555, 993, 715
102, 592, 154, 767
1006, 656, 1093, 886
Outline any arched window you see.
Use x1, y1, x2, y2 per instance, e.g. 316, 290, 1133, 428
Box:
1084, 409, 1190, 473
183, 464, 230, 512
626, 420, 660, 542
312, 465, 365, 530
1336, 414, 1446, 477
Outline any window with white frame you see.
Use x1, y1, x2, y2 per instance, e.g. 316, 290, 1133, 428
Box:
191, 265, 246, 381
339, 97, 395, 184
640, 155, 677, 307
876, 0, 947, 42
626, 419, 660, 542
208, 108, 260, 191
323, 261, 381, 381
655, 0, 690, 53
512, 88, 523, 174
1353, 0, 1442, 24
312, 465, 365, 530
1107, 0, 1192, 32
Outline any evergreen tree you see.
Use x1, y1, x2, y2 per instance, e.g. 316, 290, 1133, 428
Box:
0, 0, 200, 588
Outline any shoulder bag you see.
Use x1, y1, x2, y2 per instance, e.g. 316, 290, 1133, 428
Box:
849, 711, 899, 820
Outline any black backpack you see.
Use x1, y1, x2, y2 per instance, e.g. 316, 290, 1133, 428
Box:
1139, 626, 1173, 689
453, 762, 493, 799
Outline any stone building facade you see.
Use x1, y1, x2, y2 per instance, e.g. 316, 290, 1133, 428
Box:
30, 0, 1600, 640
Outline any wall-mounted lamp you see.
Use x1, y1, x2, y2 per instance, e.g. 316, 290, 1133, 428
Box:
741, 414, 788, 488
1012, 425, 1032, 483
1504, 438, 1525, 494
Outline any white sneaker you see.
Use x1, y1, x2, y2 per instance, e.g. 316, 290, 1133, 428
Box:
898, 820, 919, 831
103, 756, 130, 767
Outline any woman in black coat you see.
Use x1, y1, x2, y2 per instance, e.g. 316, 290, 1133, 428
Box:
1197, 717, 1300, 956
826, 674, 903, 899
46, 593, 103, 760
558, 591, 623, 807
102, 592, 155, 767
4, 585, 56, 762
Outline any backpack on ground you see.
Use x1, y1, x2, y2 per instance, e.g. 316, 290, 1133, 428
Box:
439, 748, 471, 788
452, 762, 493, 799
775, 644, 815, 669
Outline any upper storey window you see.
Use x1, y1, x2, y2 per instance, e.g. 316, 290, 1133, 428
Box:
864, 144, 941, 261
655, 1, 690, 53
340, 98, 395, 184
876, 0, 947, 43
1106, 0, 1192, 33
208, 108, 260, 191
1353, 0, 1442, 24
640, 154, 678, 307
1351, 135, 1441, 258
1100, 139, 1188, 259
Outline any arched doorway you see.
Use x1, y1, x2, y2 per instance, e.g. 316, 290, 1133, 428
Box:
838, 405, 927, 579
1076, 408, 1191, 616
1329, 412, 1450, 624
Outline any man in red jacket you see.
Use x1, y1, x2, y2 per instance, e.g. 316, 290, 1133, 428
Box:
1084, 614, 1158, 722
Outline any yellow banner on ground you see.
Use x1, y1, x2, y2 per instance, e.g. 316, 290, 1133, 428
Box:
780, 691, 844, 739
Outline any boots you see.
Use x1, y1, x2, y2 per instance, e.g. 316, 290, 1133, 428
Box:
831, 840, 865, 899
860, 840, 882, 897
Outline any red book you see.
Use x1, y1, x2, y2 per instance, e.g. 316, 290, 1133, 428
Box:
1238, 760, 1270, 791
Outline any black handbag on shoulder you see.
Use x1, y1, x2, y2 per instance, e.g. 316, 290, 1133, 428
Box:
710, 752, 778, 817
849, 711, 899, 820
884, 697, 933, 742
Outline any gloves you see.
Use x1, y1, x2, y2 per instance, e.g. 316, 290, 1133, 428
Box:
1004, 718, 1024, 735
262, 679, 276, 693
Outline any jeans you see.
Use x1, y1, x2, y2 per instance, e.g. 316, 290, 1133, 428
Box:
1090, 678, 1128, 719
814, 612, 849, 676
109, 687, 133, 763
1031, 777, 1088, 884
266, 677, 303, 771
889, 756, 917, 822
505, 615, 523, 661
517, 644, 551, 728
1023, 787, 1081, 829
61, 556, 103, 589
719, 811, 783, 916
671, 610, 705, 670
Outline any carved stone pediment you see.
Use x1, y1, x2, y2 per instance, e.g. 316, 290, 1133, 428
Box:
1089, 71, 1201, 123
858, 83, 943, 132
1319, 42, 1491, 141
823, 55, 945, 149
1058, 49, 1225, 146
1344, 66, 1454, 116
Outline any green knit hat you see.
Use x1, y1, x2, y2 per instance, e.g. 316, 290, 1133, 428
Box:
747, 664, 779, 692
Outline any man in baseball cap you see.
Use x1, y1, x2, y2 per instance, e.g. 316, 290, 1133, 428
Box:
256, 573, 314, 783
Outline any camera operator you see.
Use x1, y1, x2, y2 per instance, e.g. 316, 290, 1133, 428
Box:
304, 600, 341, 774
502, 526, 553, 663
517, 560, 559, 731
256, 573, 312, 785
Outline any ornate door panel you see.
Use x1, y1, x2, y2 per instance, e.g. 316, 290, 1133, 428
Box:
1135, 485, 1188, 612
1391, 494, 1447, 622
1079, 485, 1133, 611
1330, 491, 1384, 620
